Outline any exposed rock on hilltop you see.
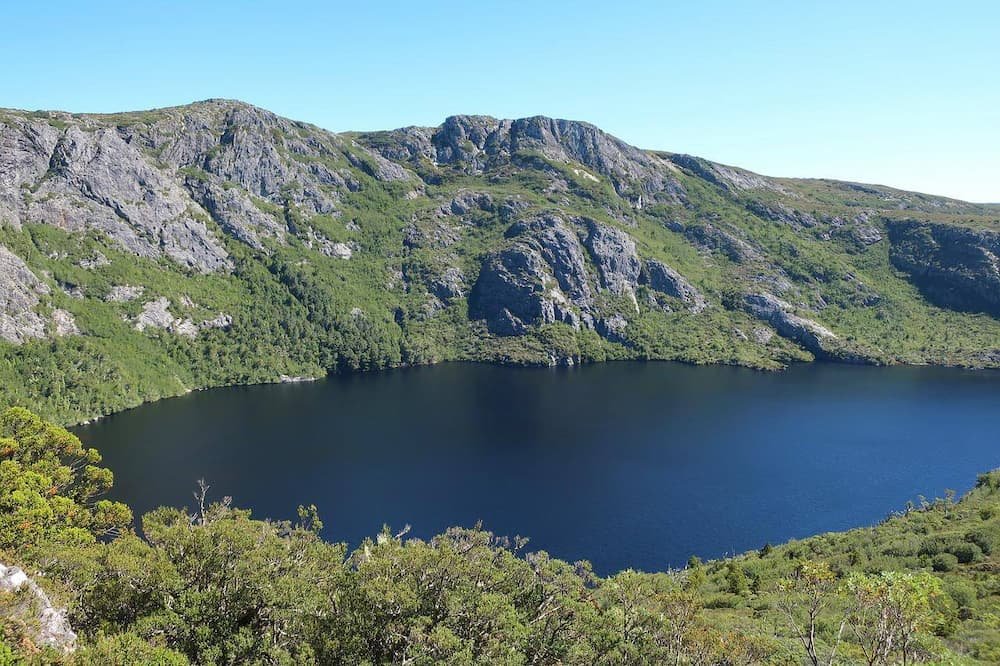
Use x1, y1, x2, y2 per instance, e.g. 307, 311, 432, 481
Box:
369, 115, 687, 205
1, 99, 999, 422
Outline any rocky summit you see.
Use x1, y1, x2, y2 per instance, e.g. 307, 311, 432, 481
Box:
1, 99, 999, 422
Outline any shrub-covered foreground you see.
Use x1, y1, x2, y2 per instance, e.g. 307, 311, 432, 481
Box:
1, 407, 998, 664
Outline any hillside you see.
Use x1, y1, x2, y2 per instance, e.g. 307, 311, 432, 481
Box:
2, 100, 1000, 423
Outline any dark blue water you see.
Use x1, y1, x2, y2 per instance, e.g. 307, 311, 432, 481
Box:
74, 362, 1000, 574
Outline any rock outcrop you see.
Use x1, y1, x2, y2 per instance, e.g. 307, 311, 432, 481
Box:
741, 293, 837, 355
644, 259, 707, 312
0, 562, 77, 654
469, 244, 579, 335
745, 200, 817, 228
887, 219, 1000, 316
370, 115, 687, 205
583, 220, 641, 300
470, 216, 652, 339
105, 285, 145, 302
0, 245, 49, 344
509, 216, 593, 307
133, 297, 231, 338
669, 154, 789, 194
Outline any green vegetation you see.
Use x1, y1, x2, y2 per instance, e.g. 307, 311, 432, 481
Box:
1, 408, 998, 663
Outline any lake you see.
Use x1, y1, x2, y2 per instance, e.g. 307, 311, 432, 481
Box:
73, 361, 1000, 574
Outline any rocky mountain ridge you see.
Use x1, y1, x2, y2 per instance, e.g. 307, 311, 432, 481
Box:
1, 99, 999, 422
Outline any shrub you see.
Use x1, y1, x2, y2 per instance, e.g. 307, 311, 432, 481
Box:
932, 553, 959, 572
945, 579, 978, 611
75, 632, 189, 665
948, 542, 983, 564
966, 525, 999, 555
919, 536, 960, 557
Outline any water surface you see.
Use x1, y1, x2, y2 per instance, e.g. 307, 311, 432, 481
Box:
75, 362, 1000, 574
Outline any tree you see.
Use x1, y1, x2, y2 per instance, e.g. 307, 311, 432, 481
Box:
0, 407, 132, 550
725, 560, 749, 595
776, 560, 848, 666
844, 571, 946, 666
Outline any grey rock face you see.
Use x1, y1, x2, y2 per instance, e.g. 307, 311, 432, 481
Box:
645, 259, 707, 312
0, 245, 49, 344
348, 143, 412, 182
35, 126, 231, 272
134, 297, 230, 337
0, 101, 374, 271
0, 562, 77, 653
583, 220, 641, 299
470, 245, 563, 335
303, 228, 352, 258
887, 219, 1000, 316
596, 313, 629, 343
851, 224, 883, 246
134, 297, 177, 332
470, 215, 661, 340
741, 292, 837, 354
429, 266, 466, 301
0, 117, 60, 228
184, 176, 286, 249
471, 215, 688, 340
509, 215, 593, 307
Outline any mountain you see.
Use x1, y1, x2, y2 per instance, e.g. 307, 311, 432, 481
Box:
2, 100, 999, 422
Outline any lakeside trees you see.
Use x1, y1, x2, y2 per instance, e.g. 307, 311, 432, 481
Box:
0, 408, 998, 664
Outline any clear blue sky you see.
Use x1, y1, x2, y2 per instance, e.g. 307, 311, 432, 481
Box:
5, 1, 998, 201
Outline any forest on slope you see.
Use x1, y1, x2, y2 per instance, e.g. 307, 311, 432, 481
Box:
1, 407, 999, 664
2, 101, 1000, 424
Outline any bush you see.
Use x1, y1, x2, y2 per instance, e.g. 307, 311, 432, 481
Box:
948, 542, 983, 564
966, 525, 999, 555
945, 579, 978, 611
75, 633, 189, 665
932, 553, 959, 572
919, 536, 959, 557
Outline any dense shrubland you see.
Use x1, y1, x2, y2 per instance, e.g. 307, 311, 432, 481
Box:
1, 408, 998, 664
